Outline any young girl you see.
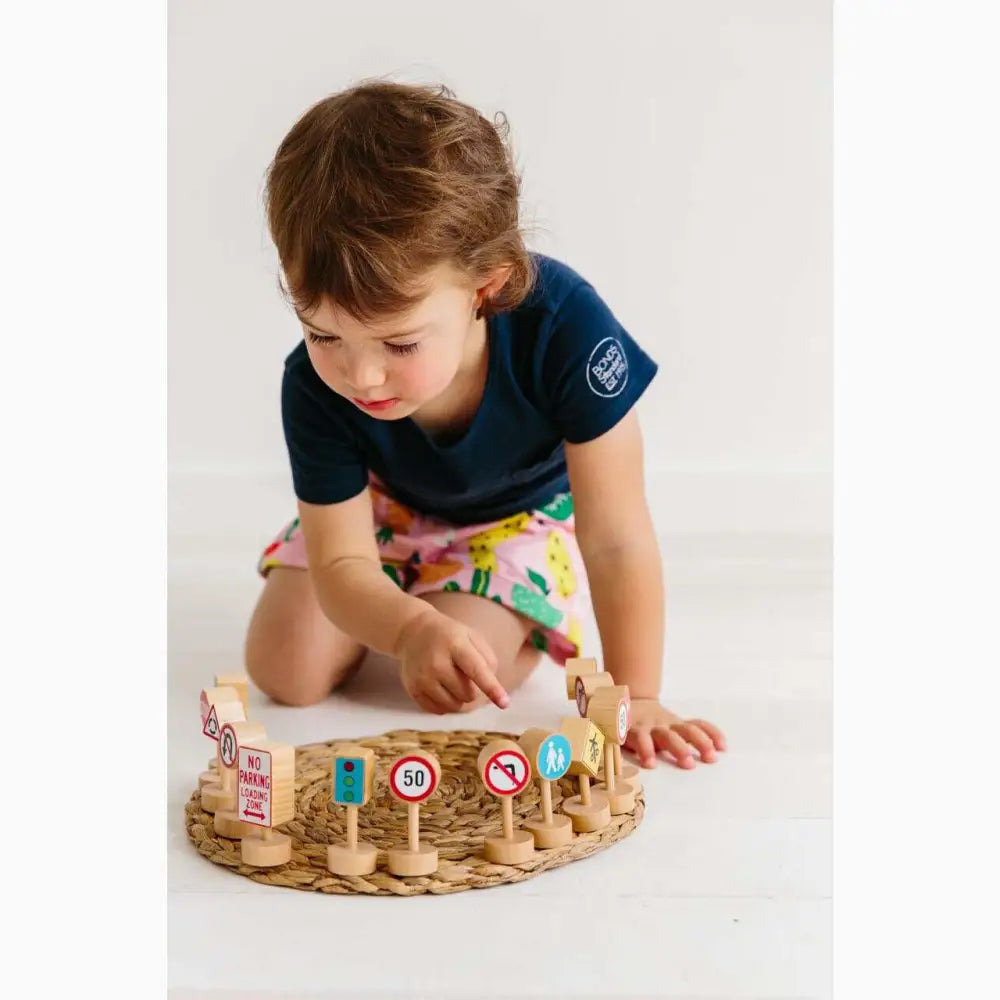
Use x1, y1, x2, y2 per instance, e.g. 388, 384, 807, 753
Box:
245, 80, 726, 770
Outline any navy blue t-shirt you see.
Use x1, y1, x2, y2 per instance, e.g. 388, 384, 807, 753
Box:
281, 254, 658, 525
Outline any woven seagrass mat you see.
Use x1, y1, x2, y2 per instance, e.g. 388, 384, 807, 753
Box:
185, 728, 644, 896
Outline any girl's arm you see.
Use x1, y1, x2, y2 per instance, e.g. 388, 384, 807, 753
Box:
297, 493, 508, 708
565, 410, 664, 698
565, 411, 727, 768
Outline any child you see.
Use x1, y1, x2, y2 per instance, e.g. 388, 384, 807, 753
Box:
245, 80, 726, 770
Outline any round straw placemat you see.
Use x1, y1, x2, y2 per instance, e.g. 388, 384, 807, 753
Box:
185, 728, 644, 896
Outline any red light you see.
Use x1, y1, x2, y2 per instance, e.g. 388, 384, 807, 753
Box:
344, 761, 355, 772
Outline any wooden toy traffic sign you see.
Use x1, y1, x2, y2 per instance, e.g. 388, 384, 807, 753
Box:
587, 685, 637, 815
202, 705, 221, 740
199, 686, 246, 814
237, 740, 295, 866
574, 673, 613, 717
518, 729, 573, 849
482, 744, 531, 797
386, 751, 442, 876
212, 720, 267, 840
564, 656, 599, 699
326, 744, 378, 876
557, 717, 611, 832
389, 753, 439, 802
477, 740, 535, 864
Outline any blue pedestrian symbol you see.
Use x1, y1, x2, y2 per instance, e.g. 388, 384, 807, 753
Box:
537, 733, 572, 781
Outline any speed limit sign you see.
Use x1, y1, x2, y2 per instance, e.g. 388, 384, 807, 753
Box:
389, 752, 440, 803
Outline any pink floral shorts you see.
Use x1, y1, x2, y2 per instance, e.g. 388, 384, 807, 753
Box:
257, 476, 590, 664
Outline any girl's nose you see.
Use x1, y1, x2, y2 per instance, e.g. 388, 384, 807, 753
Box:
344, 354, 385, 391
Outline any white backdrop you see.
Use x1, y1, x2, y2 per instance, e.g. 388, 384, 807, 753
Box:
168, 0, 830, 547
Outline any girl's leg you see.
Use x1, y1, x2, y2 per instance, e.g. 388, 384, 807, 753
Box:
244, 567, 367, 706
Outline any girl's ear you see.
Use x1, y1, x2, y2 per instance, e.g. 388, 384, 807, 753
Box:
475, 265, 513, 316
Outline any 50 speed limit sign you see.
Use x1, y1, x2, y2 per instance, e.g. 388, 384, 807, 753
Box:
389, 753, 440, 803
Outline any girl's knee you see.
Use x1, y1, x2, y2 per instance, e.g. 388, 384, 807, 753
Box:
245, 638, 365, 707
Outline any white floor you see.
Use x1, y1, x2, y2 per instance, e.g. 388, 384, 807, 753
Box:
168, 532, 831, 1000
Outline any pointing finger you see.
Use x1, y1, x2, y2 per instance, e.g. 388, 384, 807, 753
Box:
454, 639, 509, 709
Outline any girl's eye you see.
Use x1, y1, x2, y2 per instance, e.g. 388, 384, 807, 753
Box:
386, 342, 420, 356
306, 331, 339, 346
306, 330, 419, 356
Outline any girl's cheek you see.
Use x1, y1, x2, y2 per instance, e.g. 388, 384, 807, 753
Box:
396, 359, 441, 397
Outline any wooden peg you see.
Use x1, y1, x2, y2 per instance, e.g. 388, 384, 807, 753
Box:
477, 739, 535, 864
213, 672, 250, 717
326, 744, 378, 876
518, 728, 573, 849
587, 685, 637, 814
199, 686, 246, 814
237, 739, 295, 866
557, 717, 611, 832
564, 656, 599, 699
386, 750, 441, 876
213, 720, 267, 839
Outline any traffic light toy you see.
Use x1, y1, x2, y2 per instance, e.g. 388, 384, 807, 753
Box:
327, 744, 378, 876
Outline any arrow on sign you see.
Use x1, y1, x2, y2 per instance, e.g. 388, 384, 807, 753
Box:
243, 808, 265, 820
202, 705, 220, 740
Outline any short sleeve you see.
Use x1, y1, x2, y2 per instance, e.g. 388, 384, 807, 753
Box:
281, 359, 369, 504
540, 282, 659, 443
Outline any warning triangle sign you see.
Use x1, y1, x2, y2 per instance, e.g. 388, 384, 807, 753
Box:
203, 705, 220, 741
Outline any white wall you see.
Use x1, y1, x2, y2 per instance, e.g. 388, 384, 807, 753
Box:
169, 0, 830, 544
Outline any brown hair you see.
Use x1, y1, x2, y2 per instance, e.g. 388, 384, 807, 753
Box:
265, 79, 537, 323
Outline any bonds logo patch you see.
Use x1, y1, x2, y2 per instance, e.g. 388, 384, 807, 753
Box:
586, 337, 629, 398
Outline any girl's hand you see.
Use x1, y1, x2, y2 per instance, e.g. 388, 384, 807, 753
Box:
396, 608, 509, 714
624, 699, 727, 770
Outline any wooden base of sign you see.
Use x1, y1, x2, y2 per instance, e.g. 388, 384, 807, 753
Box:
241, 829, 291, 867
213, 809, 258, 840
613, 745, 642, 791
327, 842, 378, 876
200, 782, 236, 815
523, 813, 574, 849
600, 779, 637, 815
618, 762, 642, 792
386, 843, 438, 877
562, 791, 612, 832
483, 829, 535, 865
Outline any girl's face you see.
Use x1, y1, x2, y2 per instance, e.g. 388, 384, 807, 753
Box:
296, 265, 482, 420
